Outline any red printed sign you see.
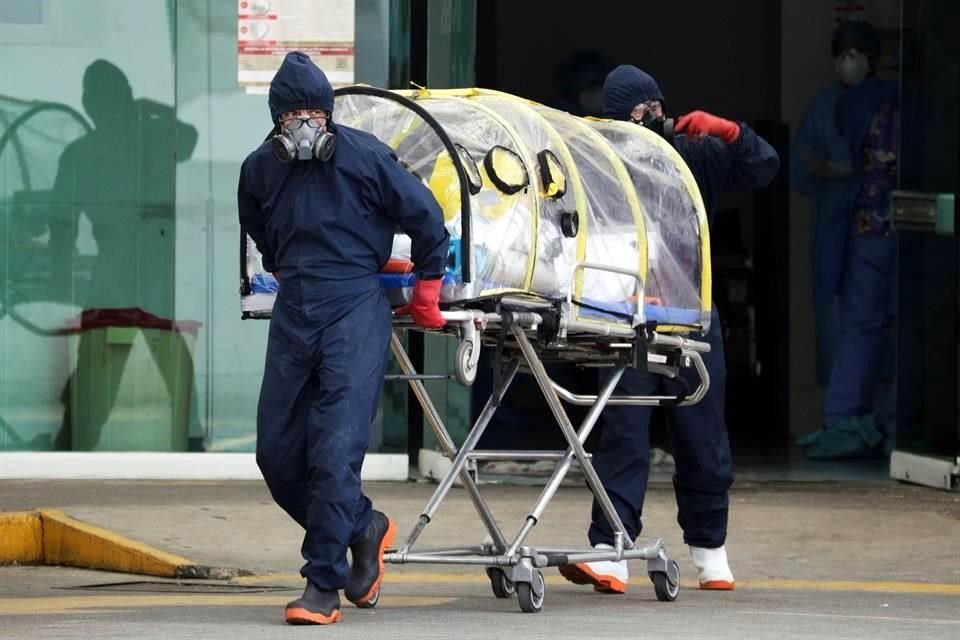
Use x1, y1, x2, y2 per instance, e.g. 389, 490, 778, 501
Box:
237, 0, 355, 90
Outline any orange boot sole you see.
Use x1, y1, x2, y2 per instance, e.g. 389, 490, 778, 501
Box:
284, 607, 342, 625
352, 516, 398, 607
558, 562, 628, 594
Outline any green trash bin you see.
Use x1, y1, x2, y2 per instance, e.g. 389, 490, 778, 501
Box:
65, 308, 199, 452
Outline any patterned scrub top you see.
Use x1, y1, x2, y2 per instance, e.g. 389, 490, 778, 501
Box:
852, 99, 899, 236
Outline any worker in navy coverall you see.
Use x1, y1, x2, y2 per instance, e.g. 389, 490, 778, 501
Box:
559, 65, 779, 593
238, 52, 449, 625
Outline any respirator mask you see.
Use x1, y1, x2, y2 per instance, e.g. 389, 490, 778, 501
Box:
631, 101, 675, 145
639, 110, 675, 145
272, 116, 336, 162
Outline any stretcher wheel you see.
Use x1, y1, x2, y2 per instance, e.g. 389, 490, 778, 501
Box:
517, 569, 544, 613
455, 341, 477, 386
486, 567, 515, 598
650, 560, 680, 602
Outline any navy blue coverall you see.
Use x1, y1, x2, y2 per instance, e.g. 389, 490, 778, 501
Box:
589, 65, 780, 549
237, 53, 449, 591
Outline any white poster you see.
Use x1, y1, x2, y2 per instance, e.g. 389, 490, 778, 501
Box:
238, 0, 355, 93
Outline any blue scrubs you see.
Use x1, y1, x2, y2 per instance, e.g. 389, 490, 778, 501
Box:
801, 78, 898, 458
791, 83, 858, 385
591, 65, 779, 548
238, 53, 449, 590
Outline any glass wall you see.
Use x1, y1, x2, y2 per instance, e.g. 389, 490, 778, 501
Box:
894, 0, 960, 460
0, 0, 403, 453
419, 0, 475, 450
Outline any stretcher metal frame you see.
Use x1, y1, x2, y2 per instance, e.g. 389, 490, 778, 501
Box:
386, 263, 711, 613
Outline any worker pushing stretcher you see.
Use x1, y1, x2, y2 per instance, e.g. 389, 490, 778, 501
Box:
240, 51, 716, 621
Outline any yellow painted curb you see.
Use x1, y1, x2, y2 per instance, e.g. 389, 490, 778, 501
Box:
0, 512, 43, 565
0, 509, 245, 579
39, 509, 194, 578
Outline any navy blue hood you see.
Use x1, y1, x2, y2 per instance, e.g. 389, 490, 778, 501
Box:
602, 65, 666, 121
268, 52, 335, 123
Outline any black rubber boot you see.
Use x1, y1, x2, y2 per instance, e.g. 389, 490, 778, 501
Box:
284, 581, 342, 625
345, 510, 397, 607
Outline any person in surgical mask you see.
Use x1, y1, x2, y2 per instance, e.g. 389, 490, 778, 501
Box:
791, 20, 880, 388
791, 20, 899, 459
837, 47, 870, 86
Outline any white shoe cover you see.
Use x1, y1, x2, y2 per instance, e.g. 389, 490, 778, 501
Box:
689, 545, 735, 589
558, 543, 629, 593
586, 543, 629, 585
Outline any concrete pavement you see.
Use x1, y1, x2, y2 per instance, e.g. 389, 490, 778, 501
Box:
1, 478, 958, 638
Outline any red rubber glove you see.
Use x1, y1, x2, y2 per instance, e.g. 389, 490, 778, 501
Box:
397, 278, 445, 328
675, 110, 741, 144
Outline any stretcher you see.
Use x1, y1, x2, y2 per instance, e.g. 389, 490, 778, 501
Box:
240, 87, 713, 611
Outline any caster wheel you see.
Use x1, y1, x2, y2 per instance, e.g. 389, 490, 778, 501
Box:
455, 340, 477, 386
517, 570, 545, 613
486, 567, 515, 599
649, 560, 680, 602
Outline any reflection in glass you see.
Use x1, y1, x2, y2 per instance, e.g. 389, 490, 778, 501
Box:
1, 54, 200, 451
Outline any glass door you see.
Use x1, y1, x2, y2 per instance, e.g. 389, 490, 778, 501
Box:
891, 0, 959, 489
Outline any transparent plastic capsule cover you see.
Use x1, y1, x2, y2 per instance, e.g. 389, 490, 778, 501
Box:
241, 88, 710, 333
